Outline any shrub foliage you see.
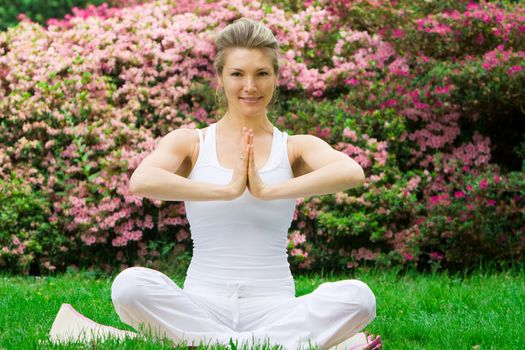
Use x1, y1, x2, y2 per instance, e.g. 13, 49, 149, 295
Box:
0, 0, 523, 275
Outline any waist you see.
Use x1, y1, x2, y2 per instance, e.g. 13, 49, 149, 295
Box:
189, 226, 289, 258
183, 273, 295, 298
187, 251, 292, 277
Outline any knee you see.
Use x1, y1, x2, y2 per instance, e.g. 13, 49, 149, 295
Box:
347, 280, 376, 322
340, 280, 376, 322
111, 266, 153, 307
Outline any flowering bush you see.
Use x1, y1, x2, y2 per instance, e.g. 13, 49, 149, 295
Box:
411, 166, 525, 271
1, 0, 523, 274
0, 174, 70, 274
0, 0, 110, 31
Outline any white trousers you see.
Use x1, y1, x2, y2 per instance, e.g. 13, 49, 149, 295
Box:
111, 267, 376, 350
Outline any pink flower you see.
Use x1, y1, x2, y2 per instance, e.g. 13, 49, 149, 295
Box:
475, 32, 484, 45
392, 28, 405, 39
345, 78, 360, 86
406, 176, 421, 191
480, 178, 488, 189
351, 247, 379, 261
493, 175, 500, 183
404, 253, 414, 261
487, 199, 496, 206
508, 66, 525, 75
176, 229, 189, 242
429, 252, 444, 261
435, 85, 452, 94
291, 248, 307, 257
347, 262, 357, 269
454, 191, 465, 199
81, 235, 97, 246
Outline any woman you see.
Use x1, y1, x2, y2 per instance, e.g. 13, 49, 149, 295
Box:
49, 18, 382, 350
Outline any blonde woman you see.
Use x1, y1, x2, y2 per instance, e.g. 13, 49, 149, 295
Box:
49, 18, 382, 350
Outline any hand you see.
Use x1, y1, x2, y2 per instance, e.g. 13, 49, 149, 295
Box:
226, 127, 251, 199
246, 132, 269, 200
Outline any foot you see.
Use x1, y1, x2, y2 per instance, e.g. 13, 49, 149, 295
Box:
49, 303, 140, 343
362, 331, 382, 350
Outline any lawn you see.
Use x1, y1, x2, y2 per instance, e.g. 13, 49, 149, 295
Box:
1, 266, 523, 349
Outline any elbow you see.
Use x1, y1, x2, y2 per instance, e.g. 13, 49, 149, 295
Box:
129, 169, 145, 195
349, 166, 366, 188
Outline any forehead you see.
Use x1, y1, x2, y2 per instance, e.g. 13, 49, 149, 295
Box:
223, 48, 273, 70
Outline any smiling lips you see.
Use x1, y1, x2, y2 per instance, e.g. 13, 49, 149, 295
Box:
240, 97, 263, 104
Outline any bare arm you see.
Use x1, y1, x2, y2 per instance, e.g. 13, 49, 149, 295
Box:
263, 135, 365, 200
129, 128, 233, 201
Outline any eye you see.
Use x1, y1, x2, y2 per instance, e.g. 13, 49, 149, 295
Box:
259, 72, 269, 76
231, 72, 241, 76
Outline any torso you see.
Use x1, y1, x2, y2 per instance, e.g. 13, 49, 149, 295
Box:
175, 126, 306, 178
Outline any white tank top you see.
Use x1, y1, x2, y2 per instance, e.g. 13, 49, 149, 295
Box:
183, 122, 297, 298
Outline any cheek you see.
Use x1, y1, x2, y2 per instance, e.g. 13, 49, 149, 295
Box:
223, 86, 237, 98
265, 85, 276, 97
224, 82, 241, 94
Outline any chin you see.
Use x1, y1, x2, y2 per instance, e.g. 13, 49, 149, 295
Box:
235, 102, 269, 112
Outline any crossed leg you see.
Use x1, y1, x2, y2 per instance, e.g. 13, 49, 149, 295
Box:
241, 279, 377, 350
111, 266, 236, 347
111, 267, 377, 349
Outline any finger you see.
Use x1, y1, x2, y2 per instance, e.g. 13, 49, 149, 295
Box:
249, 145, 254, 166
244, 129, 251, 157
248, 145, 254, 173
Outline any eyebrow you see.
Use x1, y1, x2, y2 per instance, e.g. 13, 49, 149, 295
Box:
228, 67, 271, 72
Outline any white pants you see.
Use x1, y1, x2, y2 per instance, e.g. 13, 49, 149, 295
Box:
111, 267, 376, 350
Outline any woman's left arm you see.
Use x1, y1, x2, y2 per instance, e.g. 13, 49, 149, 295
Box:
262, 134, 365, 200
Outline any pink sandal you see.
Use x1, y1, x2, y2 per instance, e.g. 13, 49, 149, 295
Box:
329, 331, 382, 350
362, 331, 382, 350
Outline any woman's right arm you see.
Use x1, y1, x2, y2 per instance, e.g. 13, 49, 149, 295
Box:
129, 128, 233, 201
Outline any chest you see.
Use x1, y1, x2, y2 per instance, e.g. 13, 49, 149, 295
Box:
219, 131, 274, 170
179, 128, 301, 177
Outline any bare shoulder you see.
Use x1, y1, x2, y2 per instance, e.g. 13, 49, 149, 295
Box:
287, 134, 321, 158
287, 133, 352, 177
137, 127, 198, 176
159, 127, 198, 153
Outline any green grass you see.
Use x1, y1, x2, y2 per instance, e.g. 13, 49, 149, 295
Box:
1, 266, 524, 349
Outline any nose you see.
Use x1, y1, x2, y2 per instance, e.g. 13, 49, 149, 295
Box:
244, 78, 257, 92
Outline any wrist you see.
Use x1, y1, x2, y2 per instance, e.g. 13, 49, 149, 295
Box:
225, 186, 238, 200
261, 184, 276, 200
213, 184, 235, 200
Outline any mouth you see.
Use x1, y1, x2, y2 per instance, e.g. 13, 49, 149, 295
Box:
239, 97, 263, 104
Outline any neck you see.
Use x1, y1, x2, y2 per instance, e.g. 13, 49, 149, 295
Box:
217, 110, 274, 137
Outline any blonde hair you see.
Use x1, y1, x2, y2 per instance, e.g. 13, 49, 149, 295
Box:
213, 17, 280, 77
